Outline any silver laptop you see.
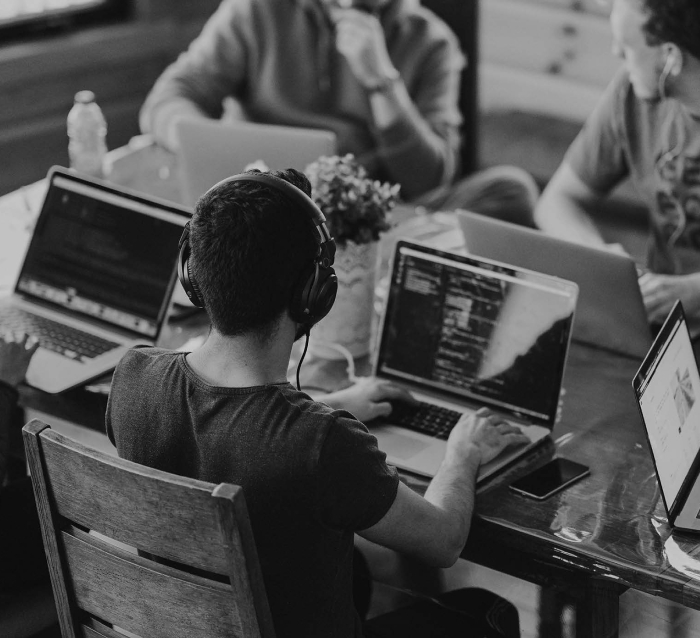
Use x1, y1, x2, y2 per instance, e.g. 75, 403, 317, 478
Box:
176, 118, 337, 207
0, 166, 190, 394
457, 210, 653, 359
633, 301, 700, 533
370, 240, 578, 482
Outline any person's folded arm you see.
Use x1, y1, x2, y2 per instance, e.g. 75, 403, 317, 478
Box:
368, 39, 463, 200
639, 271, 700, 324
332, 7, 463, 200
534, 162, 610, 247
139, 0, 249, 151
371, 89, 462, 201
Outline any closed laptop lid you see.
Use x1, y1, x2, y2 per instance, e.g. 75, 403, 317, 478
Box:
457, 210, 652, 359
633, 301, 700, 524
16, 166, 190, 340
373, 240, 579, 427
176, 118, 337, 207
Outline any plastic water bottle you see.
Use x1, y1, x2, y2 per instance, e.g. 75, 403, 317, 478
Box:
67, 90, 107, 178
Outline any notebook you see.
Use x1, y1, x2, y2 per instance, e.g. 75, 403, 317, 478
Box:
176, 118, 337, 207
457, 210, 652, 359
0, 166, 190, 394
370, 240, 578, 482
633, 300, 700, 532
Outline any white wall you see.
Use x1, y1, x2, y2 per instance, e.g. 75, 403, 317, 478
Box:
480, 0, 620, 122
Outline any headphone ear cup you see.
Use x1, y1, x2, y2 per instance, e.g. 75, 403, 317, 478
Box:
177, 230, 205, 309
186, 259, 206, 309
290, 262, 338, 327
289, 262, 318, 324
311, 266, 338, 323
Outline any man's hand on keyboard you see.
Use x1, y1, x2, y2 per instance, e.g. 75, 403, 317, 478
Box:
447, 407, 530, 466
322, 376, 417, 423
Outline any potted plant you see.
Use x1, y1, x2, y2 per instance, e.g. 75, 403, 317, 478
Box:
304, 154, 400, 359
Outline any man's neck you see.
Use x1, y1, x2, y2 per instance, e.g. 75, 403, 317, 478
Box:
186, 327, 293, 388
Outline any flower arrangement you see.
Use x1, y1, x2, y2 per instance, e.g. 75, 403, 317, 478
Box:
304, 154, 400, 247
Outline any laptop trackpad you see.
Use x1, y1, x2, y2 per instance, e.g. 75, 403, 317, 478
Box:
371, 425, 446, 477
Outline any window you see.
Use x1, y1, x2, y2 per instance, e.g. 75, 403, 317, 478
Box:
0, 0, 130, 41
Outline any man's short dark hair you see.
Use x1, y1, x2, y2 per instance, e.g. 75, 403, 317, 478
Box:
189, 168, 319, 337
641, 0, 700, 61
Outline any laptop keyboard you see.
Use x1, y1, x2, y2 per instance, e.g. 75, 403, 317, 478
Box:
0, 308, 119, 361
385, 400, 464, 440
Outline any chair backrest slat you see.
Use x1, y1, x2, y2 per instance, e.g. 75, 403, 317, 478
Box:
62, 527, 239, 638
82, 617, 128, 638
23, 422, 78, 637
23, 419, 276, 638
39, 425, 231, 573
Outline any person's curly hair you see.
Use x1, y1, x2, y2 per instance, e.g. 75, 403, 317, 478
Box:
641, 0, 700, 60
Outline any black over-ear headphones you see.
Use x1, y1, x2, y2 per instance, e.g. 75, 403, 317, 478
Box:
177, 172, 338, 332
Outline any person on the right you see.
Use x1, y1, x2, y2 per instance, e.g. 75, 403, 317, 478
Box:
534, 0, 700, 328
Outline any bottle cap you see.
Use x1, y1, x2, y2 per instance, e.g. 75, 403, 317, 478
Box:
74, 90, 96, 104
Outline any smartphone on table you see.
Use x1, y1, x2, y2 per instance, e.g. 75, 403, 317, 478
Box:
508, 457, 590, 500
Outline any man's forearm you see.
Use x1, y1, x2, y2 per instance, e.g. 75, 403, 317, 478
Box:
422, 445, 481, 565
535, 189, 607, 246
370, 90, 457, 199
140, 98, 211, 153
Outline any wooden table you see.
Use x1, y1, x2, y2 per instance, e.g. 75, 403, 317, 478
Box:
4, 139, 700, 638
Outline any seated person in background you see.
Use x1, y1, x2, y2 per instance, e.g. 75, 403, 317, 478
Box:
139, 0, 538, 225
0, 335, 57, 636
106, 168, 528, 638
534, 0, 700, 327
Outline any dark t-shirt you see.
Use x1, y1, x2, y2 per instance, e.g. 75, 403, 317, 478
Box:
106, 347, 399, 638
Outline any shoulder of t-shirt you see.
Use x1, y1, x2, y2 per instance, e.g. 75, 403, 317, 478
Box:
114, 346, 180, 378
272, 384, 356, 420
269, 385, 369, 439
119, 345, 178, 364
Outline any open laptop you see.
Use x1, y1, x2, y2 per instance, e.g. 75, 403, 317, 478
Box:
369, 240, 578, 482
633, 300, 700, 533
176, 118, 337, 207
0, 166, 190, 394
457, 210, 652, 359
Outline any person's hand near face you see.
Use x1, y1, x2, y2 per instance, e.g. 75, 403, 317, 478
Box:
327, 1, 399, 92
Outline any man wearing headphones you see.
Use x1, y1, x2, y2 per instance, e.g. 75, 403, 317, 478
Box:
534, 0, 700, 329
106, 168, 528, 638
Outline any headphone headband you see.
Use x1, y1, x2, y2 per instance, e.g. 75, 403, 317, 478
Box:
211, 172, 331, 238
177, 171, 338, 331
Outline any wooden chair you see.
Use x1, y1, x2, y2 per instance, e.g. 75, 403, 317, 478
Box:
22, 420, 276, 638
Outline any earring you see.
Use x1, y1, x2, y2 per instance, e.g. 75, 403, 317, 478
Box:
667, 46, 683, 76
